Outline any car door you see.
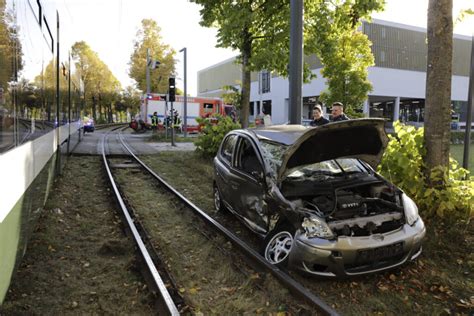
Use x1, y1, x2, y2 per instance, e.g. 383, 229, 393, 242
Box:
229, 135, 268, 234
214, 134, 238, 210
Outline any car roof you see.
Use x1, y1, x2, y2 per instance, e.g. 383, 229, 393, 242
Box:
249, 125, 307, 146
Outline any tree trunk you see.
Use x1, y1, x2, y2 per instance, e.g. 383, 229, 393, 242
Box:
424, 0, 453, 184
240, 29, 251, 129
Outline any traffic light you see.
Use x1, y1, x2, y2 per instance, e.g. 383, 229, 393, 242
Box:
169, 77, 175, 102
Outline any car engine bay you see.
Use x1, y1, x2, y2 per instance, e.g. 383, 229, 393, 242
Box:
289, 181, 406, 237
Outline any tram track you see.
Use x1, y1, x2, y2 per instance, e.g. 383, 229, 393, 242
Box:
101, 129, 338, 315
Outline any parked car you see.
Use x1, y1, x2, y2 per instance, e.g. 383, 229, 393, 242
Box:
213, 119, 425, 277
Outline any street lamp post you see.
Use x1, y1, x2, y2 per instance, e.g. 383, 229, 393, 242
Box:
463, 33, 474, 171
179, 47, 187, 137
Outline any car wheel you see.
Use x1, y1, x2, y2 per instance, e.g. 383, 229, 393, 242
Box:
263, 225, 295, 267
213, 184, 225, 212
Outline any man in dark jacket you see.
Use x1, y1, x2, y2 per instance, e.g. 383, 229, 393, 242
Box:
309, 104, 329, 126
330, 102, 350, 122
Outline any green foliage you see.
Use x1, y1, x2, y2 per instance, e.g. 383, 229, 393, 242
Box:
121, 85, 141, 115
379, 122, 473, 222
192, 0, 384, 125
71, 41, 121, 121
195, 114, 241, 157
306, 0, 384, 112
221, 85, 241, 110
128, 19, 176, 94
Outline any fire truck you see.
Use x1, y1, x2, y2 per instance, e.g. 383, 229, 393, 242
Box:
140, 94, 235, 133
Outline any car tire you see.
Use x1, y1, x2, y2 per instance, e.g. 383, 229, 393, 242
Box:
213, 184, 226, 212
262, 224, 295, 267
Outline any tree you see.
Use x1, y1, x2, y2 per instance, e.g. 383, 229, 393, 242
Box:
306, 0, 384, 113
424, 0, 453, 184
192, 0, 291, 128
192, 0, 383, 126
122, 85, 141, 115
71, 41, 121, 122
128, 19, 176, 94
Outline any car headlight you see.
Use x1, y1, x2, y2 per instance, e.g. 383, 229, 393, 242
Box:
301, 217, 334, 239
402, 193, 419, 226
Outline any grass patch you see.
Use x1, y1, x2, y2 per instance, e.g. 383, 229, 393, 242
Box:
112, 159, 311, 314
147, 131, 197, 143
450, 144, 474, 173
141, 150, 474, 315
0, 157, 154, 315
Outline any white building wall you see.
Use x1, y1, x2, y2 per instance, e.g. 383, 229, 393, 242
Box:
247, 67, 470, 125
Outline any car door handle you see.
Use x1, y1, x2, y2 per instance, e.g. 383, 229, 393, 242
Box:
230, 180, 239, 190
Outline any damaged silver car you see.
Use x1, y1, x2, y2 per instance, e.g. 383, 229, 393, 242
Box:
213, 119, 426, 277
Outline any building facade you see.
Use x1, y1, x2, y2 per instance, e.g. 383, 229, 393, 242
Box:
197, 19, 472, 129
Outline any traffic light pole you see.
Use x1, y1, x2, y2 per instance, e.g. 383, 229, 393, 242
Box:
170, 100, 176, 147
180, 47, 187, 137
169, 77, 176, 147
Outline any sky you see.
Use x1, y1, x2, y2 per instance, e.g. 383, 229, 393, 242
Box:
54, 0, 473, 96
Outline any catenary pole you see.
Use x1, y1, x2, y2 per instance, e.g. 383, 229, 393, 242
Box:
180, 48, 187, 137
289, 0, 303, 124
463, 34, 474, 170
146, 48, 150, 94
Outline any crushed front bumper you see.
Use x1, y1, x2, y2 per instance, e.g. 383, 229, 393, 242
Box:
288, 218, 426, 277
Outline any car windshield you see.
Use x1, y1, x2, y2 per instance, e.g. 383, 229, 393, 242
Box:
260, 140, 287, 174
285, 158, 369, 181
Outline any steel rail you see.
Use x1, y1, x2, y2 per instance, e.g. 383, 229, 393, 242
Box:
101, 131, 179, 316
118, 132, 339, 316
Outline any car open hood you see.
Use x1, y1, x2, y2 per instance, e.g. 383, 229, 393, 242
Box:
277, 119, 389, 181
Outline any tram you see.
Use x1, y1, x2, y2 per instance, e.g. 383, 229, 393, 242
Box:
0, 0, 83, 303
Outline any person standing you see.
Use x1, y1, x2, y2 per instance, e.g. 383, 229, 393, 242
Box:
151, 111, 159, 132
330, 102, 350, 122
309, 105, 329, 126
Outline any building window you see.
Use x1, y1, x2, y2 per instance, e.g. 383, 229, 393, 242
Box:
381, 50, 385, 62
381, 27, 386, 39
260, 70, 270, 94
263, 100, 272, 116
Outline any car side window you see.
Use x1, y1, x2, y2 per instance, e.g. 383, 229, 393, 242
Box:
237, 138, 262, 176
220, 134, 237, 164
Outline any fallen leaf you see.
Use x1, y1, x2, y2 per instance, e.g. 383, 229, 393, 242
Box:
378, 284, 389, 291
250, 273, 260, 280
389, 274, 396, 281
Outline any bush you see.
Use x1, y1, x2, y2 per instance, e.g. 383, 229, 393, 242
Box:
194, 114, 241, 157
378, 121, 473, 222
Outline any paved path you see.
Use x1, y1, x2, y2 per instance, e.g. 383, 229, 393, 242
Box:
72, 128, 195, 155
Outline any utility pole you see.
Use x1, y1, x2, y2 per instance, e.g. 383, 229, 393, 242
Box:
288, 0, 303, 124
146, 48, 151, 94
180, 47, 187, 137
463, 33, 474, 170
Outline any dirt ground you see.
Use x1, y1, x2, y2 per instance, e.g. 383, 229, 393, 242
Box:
0, 156, 154, 315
